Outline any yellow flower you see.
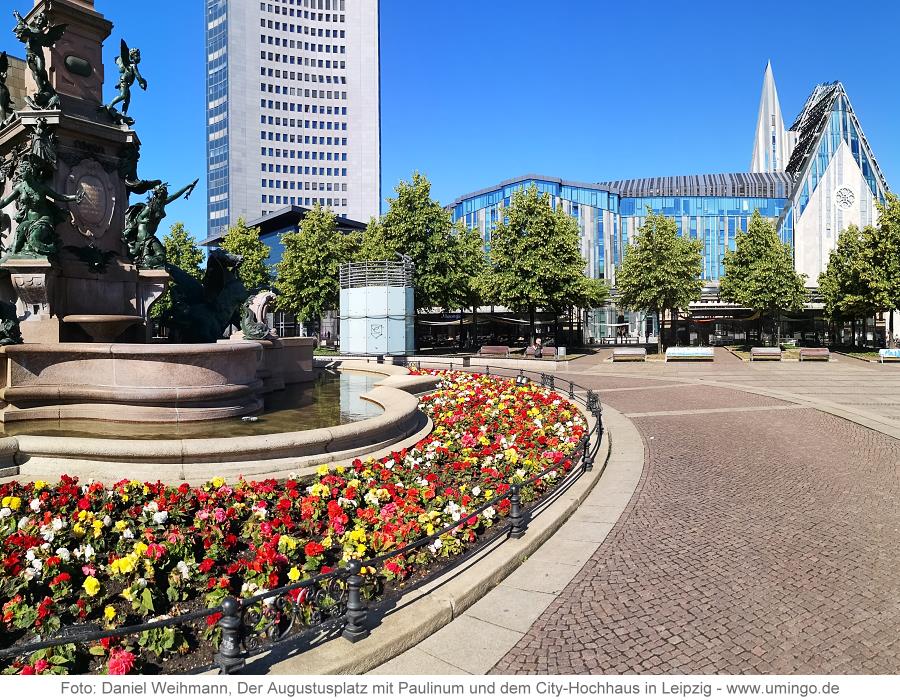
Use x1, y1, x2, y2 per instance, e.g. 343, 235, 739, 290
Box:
355, 544, 367, 556
114, 520, 127, 532
73, 523, 86, 537
211, 477, 225, 489
121, 494, 130, 503
504, 448, 519, 465
34, 480, 47, 490
310, 483, 330, 498
316, 464, 330, 476
104, 606, 117, 622
335, 466, 346, 474
321, 535, 333, 548
133, 542, 148, 557
110, 556, 136, 575
1, 496, 21, 511
348, 527, 367, 544
92, 520, 104, 535
83, 576, 101, 597
287, 567, 301, 582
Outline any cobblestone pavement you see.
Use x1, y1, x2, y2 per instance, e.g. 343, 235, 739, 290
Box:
493, 373, 900, 674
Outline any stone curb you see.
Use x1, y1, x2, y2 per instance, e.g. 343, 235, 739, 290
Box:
243, 399, 621, 675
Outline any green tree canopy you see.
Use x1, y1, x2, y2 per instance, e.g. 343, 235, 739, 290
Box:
220, 217, 273, 291
355, 172, 465, 311
150, 222, 203, 319
484, 184, 587, 337
275, 204, 356, 322
874, 193, 900, 343
615, 210, 703, 353
719, 211, 808, 343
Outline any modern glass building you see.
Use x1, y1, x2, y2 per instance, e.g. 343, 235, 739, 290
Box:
205, 0, 380, 242
448, 64, 890, 341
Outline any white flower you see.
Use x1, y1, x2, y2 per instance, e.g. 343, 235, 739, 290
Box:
136, 577, 148, 589
0, 507, 10, 518
31, 558, 43, 571
103, 515, 112, 527
482, 506, 496, 520
82, 544, 95, 561
152, 510, 169, 525
427, 538, 442, 554
25, 548, 36, 561
56, 547, 71, 562
143, 501, 159, 513
471, 486, 481, 497
122, 528, 134, 540
363, 491, 380, 506
30, 499, 41, 513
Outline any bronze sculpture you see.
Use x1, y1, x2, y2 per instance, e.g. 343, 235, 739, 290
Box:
0, 157, 84, 258
101, 40, 146, 126
12, 10, 67, 110
122, 179, 198, 268
119, 143, 162, 195
0, 51, 15, 127
164, 249, 250, 343
0, 299, 23, 345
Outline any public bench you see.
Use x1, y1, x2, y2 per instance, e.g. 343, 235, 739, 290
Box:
799, 347, 830, 362
750, 347, 782, 362
478, 345, 510, 358
879, 349, 900, 363
665, 346, 714, 362
612, 347, 647, 362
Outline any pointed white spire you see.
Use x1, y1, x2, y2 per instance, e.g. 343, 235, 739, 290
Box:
750, 61, 789, 172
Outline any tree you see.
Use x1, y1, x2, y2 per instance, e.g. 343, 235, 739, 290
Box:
355, 172, 461, 311
819, 223, 892, 347
485, 184, 587, 339
275, 204, 356, 324
447, 222, 488, 348
873, 193, 900, 345
150, 222, 203, 319
220, 218, 272, 291
615, 210, 703, 354
719, 211, 808, 345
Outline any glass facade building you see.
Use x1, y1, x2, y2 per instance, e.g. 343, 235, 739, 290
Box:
448, 68, 889, 341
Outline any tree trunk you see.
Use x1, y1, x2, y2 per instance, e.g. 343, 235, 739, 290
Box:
776, 311, 782, 347
862, 315, 867, 349
851, 318, 857, 348
472, 305, 477, 351
891, 311, 896, 348
529, 306, 535, 344
657, 308, 664, 355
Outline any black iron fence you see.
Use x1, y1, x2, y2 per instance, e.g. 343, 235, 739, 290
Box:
0, 364, 603, 675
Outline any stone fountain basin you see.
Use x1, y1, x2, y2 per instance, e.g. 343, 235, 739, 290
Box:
0, 363, 439, 484
0, 340, 265, 423
62, 315, 144, 343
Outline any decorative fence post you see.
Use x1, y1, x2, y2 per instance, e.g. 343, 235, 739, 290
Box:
342, 560, 370, 642
587, 390, 598, 412
582, 435, 594, 472
508, 485, 526, 539
569, 381, 576, 400
214, 597, 246, 675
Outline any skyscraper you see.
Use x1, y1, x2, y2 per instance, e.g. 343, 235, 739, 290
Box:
205, 0, 380, 241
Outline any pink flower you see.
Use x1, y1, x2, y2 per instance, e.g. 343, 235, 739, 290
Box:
82, 564, 96, 576
461, 433, 477, 448
213, 508, 226, 523
33, 659, 49, 673
20, 665, 35, 675
107, 648, 136, 675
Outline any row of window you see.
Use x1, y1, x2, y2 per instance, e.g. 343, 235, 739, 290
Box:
259, 164, 346, 176
260, 19, 345, 39
259, 117, 347, 131
262, 195, 348, 208
262, 180, 347, 191
261, 35, 346, 57
262, 163, 347, 174
260, 100, 346, 116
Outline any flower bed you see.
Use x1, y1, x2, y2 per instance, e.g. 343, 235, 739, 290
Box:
0, 371, 587, 674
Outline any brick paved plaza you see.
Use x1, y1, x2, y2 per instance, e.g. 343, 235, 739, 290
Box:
492, 352, 900, 674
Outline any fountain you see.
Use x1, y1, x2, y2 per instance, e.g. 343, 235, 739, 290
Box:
0, 1, 431, 482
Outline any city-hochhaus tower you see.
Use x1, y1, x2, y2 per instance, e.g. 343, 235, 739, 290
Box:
205, 0, 380, 240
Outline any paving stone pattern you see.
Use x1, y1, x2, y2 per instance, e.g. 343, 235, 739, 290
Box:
493, 379, 900, 674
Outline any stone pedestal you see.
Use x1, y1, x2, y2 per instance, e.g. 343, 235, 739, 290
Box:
0, 257, 60, 343
136, 269, 170, 341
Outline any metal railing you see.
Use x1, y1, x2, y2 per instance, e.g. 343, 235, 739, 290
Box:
0, 365, 603, 675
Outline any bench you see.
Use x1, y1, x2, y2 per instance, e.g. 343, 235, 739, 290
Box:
665, 346, 714, 362
612, 347, 647, 362
799, 347, 830, 362
879, 349, 900, 363
750, 347, 782, 362
478, 345, 510, 358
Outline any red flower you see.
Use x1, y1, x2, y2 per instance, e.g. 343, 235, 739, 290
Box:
304, 541, 324, 558
107, 648, 136, 675
20, 665, 35, 675
198, 558, 215, 574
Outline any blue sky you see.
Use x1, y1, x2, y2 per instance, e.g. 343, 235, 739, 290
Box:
2, 0, 898, 239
